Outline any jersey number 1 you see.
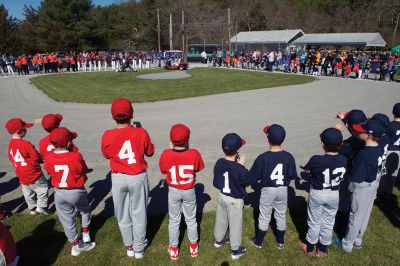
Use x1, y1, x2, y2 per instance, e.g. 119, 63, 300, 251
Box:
10, 149, 27, 167
118, 140, 136, 164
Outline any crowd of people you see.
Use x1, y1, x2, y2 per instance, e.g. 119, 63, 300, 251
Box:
210, 49, 400, 82
1, 98, 400, 261
0, 51, 177, 76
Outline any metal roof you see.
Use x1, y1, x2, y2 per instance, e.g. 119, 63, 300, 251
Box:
293, 33, 386, 47
231, 29, 304, 44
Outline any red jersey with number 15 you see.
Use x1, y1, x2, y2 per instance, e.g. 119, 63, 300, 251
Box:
159, 148, 204, 190
7, 139, 42, 185
101, 126, 155, 175
44, 150, 88, 189
39, 134, 80, 160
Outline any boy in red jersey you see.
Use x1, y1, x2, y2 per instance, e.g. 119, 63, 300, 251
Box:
39, 113, 79, 160
6, 118, 49, 215
159, 124, 204, 260
44, 127, 95, 256
101, 98, 155, 259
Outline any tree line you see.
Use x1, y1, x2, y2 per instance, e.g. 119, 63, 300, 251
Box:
0, 0, 399, 54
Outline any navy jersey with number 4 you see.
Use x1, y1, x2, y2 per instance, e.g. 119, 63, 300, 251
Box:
304, 154, 347, 190
213, 158, 251, 199
250, 151, 297, 187
350, 146, 384, 183
387, 121, 400, 151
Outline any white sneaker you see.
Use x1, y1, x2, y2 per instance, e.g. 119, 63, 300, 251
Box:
36, 208, 50, 215
82, 232, 91, 243
127, 246, 135, 257
71, 242, 96, 256
30, 208, 37, 215
134, 251, 144, 259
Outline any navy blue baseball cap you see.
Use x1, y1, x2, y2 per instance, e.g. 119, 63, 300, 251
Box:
352, 119, 385, 137
263, 124, 286, 145
344, 110, 367, 126
393, 103, 400, 116
320, 128, 343, 147
222, 133, 246, 153
372, 113, 390, 128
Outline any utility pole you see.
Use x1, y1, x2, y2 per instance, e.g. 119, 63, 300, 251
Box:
169, 13, 173, 50
157, 8, 161, 52
182, 10, 185, 56
228, 8, 231, 51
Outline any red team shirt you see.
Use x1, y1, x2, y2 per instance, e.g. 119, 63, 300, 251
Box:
159, 149, 204, 190
7, 139, 42, 185
44, 150, 88, 189
101, 127, 155, 175
39, 134, 79, 160
0, 222, 16, 265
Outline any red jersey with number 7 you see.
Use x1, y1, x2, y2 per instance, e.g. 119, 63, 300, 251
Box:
101, 126, 155, 175
44, 150, 88, 189
159, 148, 204, 190
7, 139, 42, 185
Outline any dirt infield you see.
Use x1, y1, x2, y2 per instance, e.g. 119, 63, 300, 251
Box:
137, 71, 191, 80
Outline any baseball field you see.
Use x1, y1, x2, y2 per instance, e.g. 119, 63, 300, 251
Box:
30, 68, 315, 103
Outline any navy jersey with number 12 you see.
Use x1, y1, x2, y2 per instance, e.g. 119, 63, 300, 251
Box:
250, 151, 297, 187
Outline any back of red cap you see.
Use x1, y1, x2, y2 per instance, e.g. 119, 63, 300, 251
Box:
42, 114, 63, 132
170, 124, 190, 146
111, 98, 133, 121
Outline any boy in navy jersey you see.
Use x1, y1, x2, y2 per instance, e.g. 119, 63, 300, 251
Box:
383, 103, 400, 197
213, 133, 251, 260
337, 119, 384, 253
298, 128, 347, 257
249, 124, 297, 249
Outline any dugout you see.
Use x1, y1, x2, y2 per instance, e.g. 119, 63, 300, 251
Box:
230, 29, 304, 52
293, 33, 387, 51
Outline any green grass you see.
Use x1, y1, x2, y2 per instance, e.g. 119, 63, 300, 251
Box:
4, 187, 400, 266
30, 68, 315, 103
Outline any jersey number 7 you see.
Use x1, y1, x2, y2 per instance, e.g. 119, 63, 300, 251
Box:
55, 165, 69, 188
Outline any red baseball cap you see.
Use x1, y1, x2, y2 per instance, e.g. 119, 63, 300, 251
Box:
170, 124, 190, 146
50, 127, 78, 147
111, 98, 133, 121
42, 114, 63, 132
5, 118, 33, 134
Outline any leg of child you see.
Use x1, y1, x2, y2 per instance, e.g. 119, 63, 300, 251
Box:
305, 189, 324, 251
256, 188, 275, 245
21, 184, 37, 210
182, 188, 198, 244
355, 183, 378, 247
214, 193, 228, 243
31, 175, 49, 210
75, 189, 91, 231
54, 189, 80, 243
273, 187, 288, 245
168, 186, 183, 247
227, 197, 244, 251
319, 191, 339, 250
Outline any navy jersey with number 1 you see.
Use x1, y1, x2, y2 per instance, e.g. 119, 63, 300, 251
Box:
304, 154, 347, 190
250, 150, 297, 187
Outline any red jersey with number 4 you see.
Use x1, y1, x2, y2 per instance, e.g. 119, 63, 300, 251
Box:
44, 150, 88, 189
7, 139, 42, 185
159, 148, 204, 190
39, 134, 80, 160
101, 126, 155, 175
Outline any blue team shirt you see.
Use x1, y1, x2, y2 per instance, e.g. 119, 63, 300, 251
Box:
340, 136, 364, 166
350, 145, 384, 183
304, 154, 347, 190
250, 151, 297, 187
213, 158, 251, 199
379, 134, 390, 156
387, 121, 400, 151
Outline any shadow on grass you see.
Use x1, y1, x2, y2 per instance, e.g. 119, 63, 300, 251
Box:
88, 172, 112, 213
16, 219, 66, 266
375, 194, 400, 229
147, 179, 168, 246
288, 186, 308, 241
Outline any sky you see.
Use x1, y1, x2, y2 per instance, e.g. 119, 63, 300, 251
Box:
0, 0, 122, 19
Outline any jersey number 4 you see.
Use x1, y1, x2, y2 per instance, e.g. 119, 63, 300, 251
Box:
118, 140, 136, 164
322, 167, 346, 188
271, 164, 284, 185
55, 165, 69, 188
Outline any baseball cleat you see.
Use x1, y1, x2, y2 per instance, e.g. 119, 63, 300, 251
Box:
231, 246, 246, 260
249, 237, 262, 249
190, 242, 198, 257
82, 231, 91, 243
30, 208, 37, 215
71, 242, 96, 256
168, 245, 179, 260
134, 251, 144, 259
354, 244, 362, 249
298, 241, 313, 257
36, 208, 50, 215
276, 242, 285, 249
126, 245, 135, 257
214, 237, 230, 248
331, 236, 342, 246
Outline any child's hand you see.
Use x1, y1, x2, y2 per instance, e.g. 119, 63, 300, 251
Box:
334, 123, 345, 131
336, 111, 345, 120
238, 154, 246, 165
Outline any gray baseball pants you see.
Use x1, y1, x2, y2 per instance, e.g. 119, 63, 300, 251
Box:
306, 188, 339, 245
258, 186, 287, 231
21, 174, 49, 210
54, 188, 91, 243
342, 181, 378, 252
111, 172, 149, 252
168, 186, 198, 246
214, 193, 243, 251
